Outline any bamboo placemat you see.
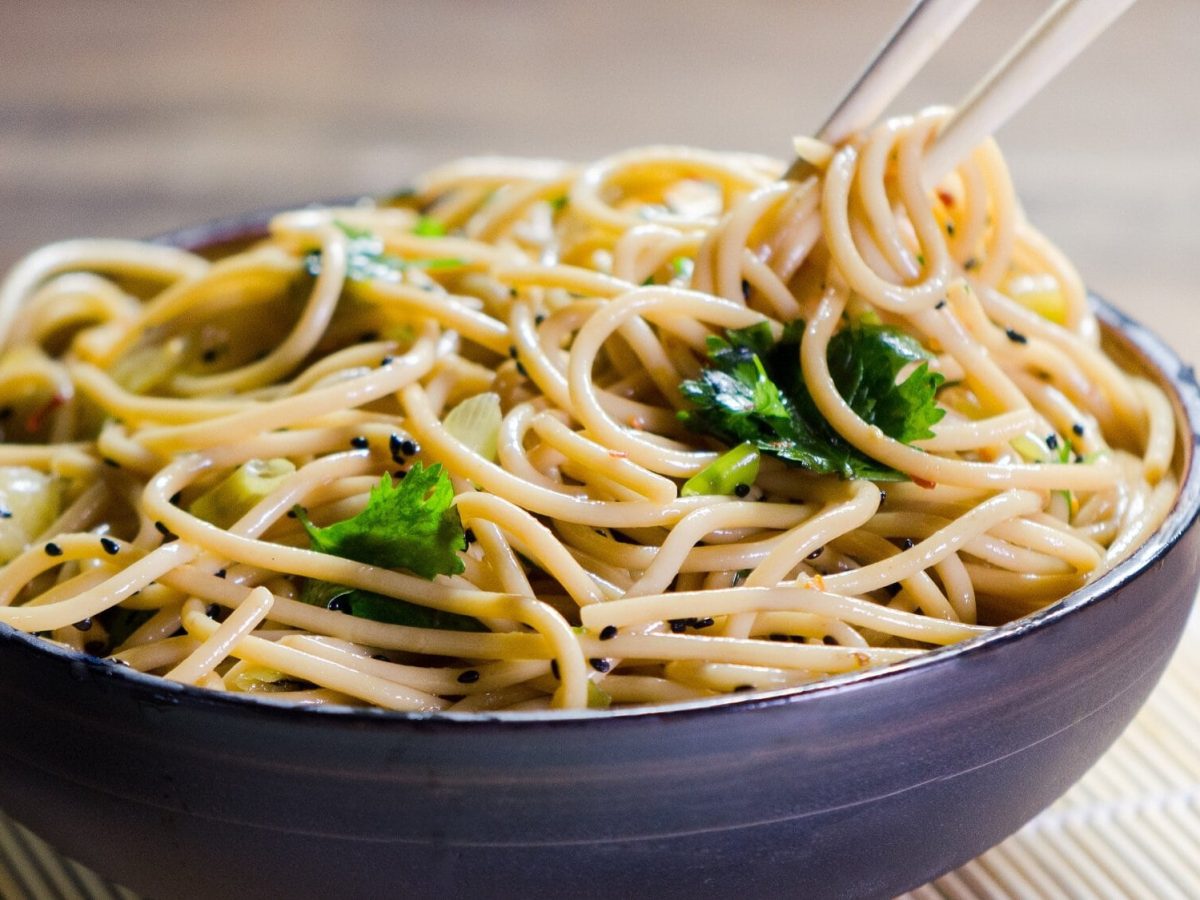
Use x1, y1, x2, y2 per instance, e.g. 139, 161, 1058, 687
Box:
3, 611, 1197, 899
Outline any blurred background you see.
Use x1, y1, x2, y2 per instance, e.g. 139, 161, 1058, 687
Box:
2, 0, 1197, 354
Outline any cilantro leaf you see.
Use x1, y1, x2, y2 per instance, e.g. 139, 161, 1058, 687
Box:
300, 580, 484, 632
304, 222, 463, 283
826, 321, 945, 443
295, 462, 466, 579
679, 320, 944, 481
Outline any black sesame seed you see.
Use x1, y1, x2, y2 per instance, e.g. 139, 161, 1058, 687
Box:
1005, 327, 1028, 344
806, 546, 824, 560
380, 355, 395, 366
286, 508, 297, 518
457, 669, 481, 684
1046, 434, 1059, 450
102, 457, 120, 468
45, 542, 63, 557
73, 618, 92, 632
399, 438, 418, 457
201, 348, 220, 363
100, 537, 120, 555
350, 435, 369, 450
327, 595, 352, 614
693, 617, 714, 630
589, 658, 611, 673
733, 483, 751, 498
463, 528, 476, 545
0, 508, 10, 519
964, 257, 979, 270
599, 625, 618, 641
84, 641, 106, 656
669, 618, 688, 634
822, 635, 838, 645
741, 279, 751, 300
508, 346, 518, 359
550, 659, 560, 680
389, 434, 403, 456
515, 361, 527, 377
901, 538, 915, 550
733, 684, 755, 693
206, 604, 220, 618
935, 299, 947, 310
879, 490, 887, 504
393, 469, 407, 480
534, 313, 546, 325
1072, 423, 1085, 437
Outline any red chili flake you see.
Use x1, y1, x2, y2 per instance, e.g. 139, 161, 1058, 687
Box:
913, 476, 937, 490
627, 416, 645, 430
25, 394, 65, 433
937, 190, 955, 208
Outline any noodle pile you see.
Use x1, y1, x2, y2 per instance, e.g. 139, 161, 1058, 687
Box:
0, 107, 1177, 711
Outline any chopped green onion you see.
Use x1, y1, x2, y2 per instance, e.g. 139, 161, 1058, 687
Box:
0, 466, 62, 564
190, 458, 296, 529
442, 392, 503, 462
413, 216, 446, 237
587, 680, 613, 709
680, 442, 760, 497
671, 256, 694, 280
1010, 434, 1047, 463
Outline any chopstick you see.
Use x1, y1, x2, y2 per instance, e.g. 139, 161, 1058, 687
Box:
818, 0, 982, 146
922, 0, 1137, 182
786, 0, 1136, 183
785, 0, 980, 181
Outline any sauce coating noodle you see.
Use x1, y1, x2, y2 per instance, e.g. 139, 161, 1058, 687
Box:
0, 108, 1176, 711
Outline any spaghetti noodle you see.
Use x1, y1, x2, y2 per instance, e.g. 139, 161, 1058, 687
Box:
0, 108, 1177, 711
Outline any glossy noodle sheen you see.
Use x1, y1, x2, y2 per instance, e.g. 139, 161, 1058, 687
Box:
0, 108, 1177, 711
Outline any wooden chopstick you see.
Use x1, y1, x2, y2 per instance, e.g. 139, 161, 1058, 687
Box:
787, 0, 1136, 185
923, 0, 1137, 182
818, 0, 982, 145
785, 0, 981, 180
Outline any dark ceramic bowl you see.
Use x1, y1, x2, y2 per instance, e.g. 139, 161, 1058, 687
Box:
1, 208, 1198, 900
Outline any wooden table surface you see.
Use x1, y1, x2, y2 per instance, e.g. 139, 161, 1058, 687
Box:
1, 1, 1198, 897
2, 0, 1198, 354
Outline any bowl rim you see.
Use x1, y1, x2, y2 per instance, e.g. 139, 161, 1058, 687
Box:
2, 204, 1198, 726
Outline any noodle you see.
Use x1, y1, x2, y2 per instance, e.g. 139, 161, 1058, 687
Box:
0, 107, 1178, 711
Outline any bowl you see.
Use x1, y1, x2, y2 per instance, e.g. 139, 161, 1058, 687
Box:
1, 208, 1197, 900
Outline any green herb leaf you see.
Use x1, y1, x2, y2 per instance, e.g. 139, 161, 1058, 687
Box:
304, 222, 463, 283
679, 319, 944, 481
295, 462, 466, 579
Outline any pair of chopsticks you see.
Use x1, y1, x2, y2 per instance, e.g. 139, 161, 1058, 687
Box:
786, 0, 1136, 183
